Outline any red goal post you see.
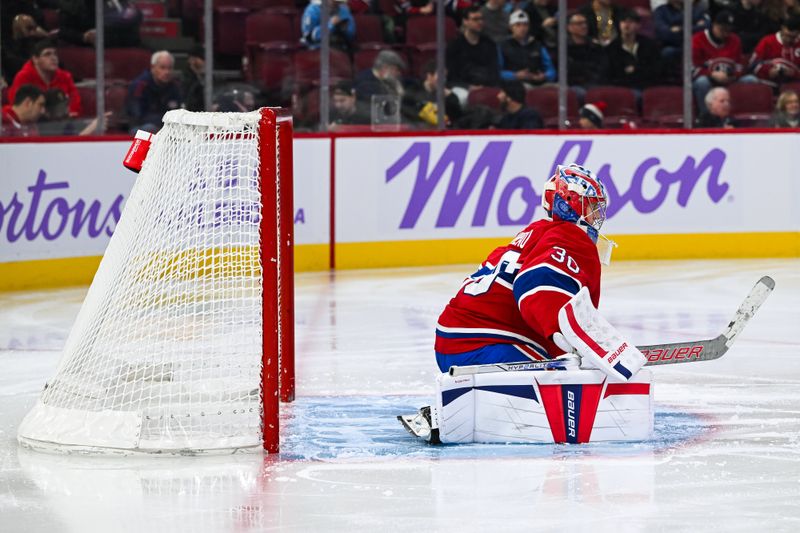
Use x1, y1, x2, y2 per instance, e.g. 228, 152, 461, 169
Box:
18, 108, 295, 455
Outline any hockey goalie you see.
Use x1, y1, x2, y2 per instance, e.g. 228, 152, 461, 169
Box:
399, 164, 653, 445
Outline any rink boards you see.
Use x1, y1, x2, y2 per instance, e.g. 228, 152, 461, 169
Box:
1, 131, 799, 289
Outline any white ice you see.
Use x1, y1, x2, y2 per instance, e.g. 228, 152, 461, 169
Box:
1, 259, 799, 532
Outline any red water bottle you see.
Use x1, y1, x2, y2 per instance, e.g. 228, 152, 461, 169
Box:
123, 130, 153, 173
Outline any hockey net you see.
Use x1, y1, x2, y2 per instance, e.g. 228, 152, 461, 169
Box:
18, 108, 294, 455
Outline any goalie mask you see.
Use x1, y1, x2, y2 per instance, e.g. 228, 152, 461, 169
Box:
542, 164, 608, 243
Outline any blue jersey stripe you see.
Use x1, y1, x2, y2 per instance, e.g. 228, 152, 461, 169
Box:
513, 265, 580, 304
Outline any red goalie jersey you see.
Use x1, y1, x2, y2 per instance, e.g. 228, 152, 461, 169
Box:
435, 218, 601, 360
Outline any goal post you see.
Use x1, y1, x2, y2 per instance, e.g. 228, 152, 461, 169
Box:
18, 108, 295, 455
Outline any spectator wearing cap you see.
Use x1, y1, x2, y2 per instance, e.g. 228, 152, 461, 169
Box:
606, 9, 661, 90
330, 80, 370, 128
182, 46, 206, 112
693, 10, 758, 113
750, 14, 800, 82
447, 6, 502, 91
654, 0, 710, 67
481, 0, 512, 43
1, 84, 45, 136
494, 80, 543, 129
354, 49, 406, 104
126, 50, 182, 133
9, 40, 82, 117
499, 10, 556, 86
301, 0, 356, 53
578, 102, 606, 129
696, 86, 737, 127
578, 0, 625, 46
566, 12, 610, 94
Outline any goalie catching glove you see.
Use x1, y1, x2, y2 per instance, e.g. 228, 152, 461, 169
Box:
557, 286, 646, 381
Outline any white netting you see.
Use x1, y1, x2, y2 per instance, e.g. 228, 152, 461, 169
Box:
18, 110, 276, 454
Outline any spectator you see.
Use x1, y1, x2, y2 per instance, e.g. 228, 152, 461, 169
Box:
1, 83, 45, 136
499, 10, 556, 86
329, 80, 370, 128
654, 0, 710, 64
607, 9, 661, 90
446, 6, 501, 91
578, 101, 606, 128
734, 0, 780, 53
126, 50, 181, 133
395, 0, 435, 34
566, 12, 610, 92
525, 0, 558, 50
9, 40, 81, 116
301, 0, 356, 53
58, 0, 143, 48
213, 86, 256, 112
39, 87, 108, 136
770, 88, 800, 125
693, 10, 758, 113
481, 0, 511, 43
402, 61, 463, 127
494, 80, 543, 129
696, 86, 737, 127
181, 45, 206, 112
1, 14, 48, 82
354, 49, 406, 105
578, 0, 624, 46
750, 14, 800, 83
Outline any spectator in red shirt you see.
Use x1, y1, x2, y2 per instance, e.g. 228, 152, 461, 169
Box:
750, 15, 800, 82
1, 84, 45, 136
8, 40, 82, 117
692, 10, 758, 113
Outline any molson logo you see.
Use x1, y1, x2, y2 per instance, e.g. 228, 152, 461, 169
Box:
386, 139, 730, 228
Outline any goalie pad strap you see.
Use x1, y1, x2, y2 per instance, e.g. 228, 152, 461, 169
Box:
562, 303, 631, 378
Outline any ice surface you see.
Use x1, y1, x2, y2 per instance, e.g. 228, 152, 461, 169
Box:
1, 259, 799, 532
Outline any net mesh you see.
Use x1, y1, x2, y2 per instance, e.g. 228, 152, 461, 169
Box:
19, 110, 275, 453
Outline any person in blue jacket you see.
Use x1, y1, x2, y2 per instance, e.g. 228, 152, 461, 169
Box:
301, 0, 356, 53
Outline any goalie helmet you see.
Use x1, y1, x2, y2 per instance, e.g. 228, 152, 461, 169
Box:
541, 164, 608, 242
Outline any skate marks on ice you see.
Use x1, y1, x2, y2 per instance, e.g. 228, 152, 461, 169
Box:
280, 396, 709, 460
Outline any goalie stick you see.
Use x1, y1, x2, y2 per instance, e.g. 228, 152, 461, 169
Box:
449, 276, 775, 377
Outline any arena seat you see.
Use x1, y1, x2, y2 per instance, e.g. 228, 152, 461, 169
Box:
525, 87, 579, 122
214, 6, 250, 55
585, 85, 639, 126
407, 43, 436, 78
246, 8, 300, 44
104, 48, 151, 81
57, 47, 97, 81
353, 45, 385, 73
294, 49, 353, 86
728, 81, 774, 126
248, 43, 296, 94
405, 16, 457, 46
642, 85, 685, 127
354, 14, 385, 45
467, 87, 502, 110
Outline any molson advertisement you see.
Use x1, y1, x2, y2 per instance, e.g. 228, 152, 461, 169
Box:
334, 133, 800, 267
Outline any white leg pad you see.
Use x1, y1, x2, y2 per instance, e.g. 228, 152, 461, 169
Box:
434, 369, 653, 444
558, 287, 647, 382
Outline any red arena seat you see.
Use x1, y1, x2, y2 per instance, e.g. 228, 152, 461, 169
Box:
354, 14, 385, 45
57, 47, 97, 81
641, 85, 685, 126
215, 6, 250, 56
104, 48, 152, 81
405, 16, 457, 46
467, 86, 502, 110
525, 87, 579, 121
294, 49, 353, 86
246, 9, 300, 44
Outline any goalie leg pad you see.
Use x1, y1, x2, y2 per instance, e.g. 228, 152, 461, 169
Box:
558, 287, 646, 382
432, 369, 653, 444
